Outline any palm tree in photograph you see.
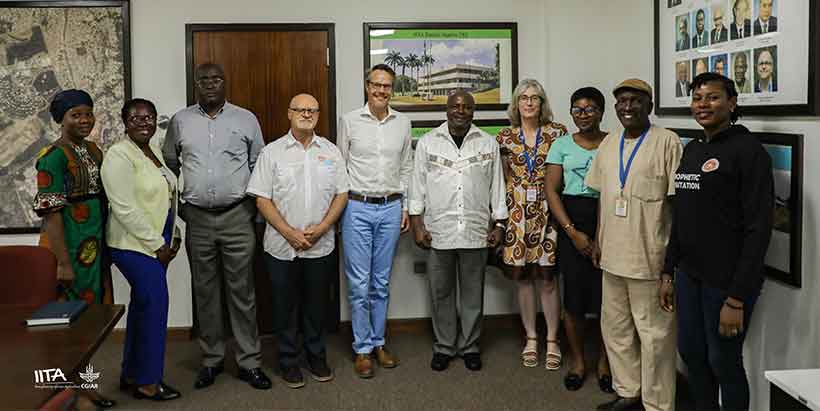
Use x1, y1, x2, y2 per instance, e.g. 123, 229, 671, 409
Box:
384, 50, 405, 93
384, 50, 403, 72
406, 53, 420, 93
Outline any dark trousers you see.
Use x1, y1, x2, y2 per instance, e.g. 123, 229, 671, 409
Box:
676, 269, 759, 411
263, 253, 332, 369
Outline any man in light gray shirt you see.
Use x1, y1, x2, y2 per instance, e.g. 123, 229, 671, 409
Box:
162, 63, 270, 390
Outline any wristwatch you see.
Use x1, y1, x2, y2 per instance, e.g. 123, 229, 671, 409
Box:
494, 221, 505, 229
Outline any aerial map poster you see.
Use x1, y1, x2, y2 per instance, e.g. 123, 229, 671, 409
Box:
0, 1, 130, 233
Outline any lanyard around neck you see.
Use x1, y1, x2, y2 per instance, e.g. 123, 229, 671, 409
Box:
519, 127, 543, 177
619, 127, 650, 192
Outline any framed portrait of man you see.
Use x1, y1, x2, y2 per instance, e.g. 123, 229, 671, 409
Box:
655, 0, 820, 115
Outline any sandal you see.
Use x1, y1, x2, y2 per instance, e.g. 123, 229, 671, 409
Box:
545, 339, 562, 371
521, 337, 538, 367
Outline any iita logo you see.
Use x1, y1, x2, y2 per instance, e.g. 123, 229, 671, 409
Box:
34, 364, 101, 390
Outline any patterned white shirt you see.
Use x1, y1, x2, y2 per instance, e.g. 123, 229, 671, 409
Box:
409, 122, 508, 250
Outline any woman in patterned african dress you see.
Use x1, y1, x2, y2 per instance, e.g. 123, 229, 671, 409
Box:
496, 79, 567, 370
33, 89, 108, 304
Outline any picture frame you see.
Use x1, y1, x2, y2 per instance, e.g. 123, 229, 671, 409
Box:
671, 128, 803, 288
0, 0, 132, 234
655, 0, 820, 116
364, 22, 518, 112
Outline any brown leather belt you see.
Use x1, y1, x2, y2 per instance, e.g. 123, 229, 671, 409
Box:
348, 192, 402, 204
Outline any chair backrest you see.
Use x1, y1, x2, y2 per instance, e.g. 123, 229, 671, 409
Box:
0, 245, 57, 305
39, 388, 76, 411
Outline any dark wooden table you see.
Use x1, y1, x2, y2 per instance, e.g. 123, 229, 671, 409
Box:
0, 304, 124, 410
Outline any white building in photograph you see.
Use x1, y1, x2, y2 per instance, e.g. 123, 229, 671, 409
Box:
417, 64, 496, 96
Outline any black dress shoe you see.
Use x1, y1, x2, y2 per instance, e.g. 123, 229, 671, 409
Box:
564, 372, 585, 391
194, 365, 223, 389
463, 353, 482, 371
89, 394, 116, 408
133, 382, 181, 401
598, 374, 616, 394
597, 396, 643, 411
238, 367, 272, 390
430, 353, 452, 371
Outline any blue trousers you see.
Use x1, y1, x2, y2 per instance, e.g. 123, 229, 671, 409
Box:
341, 199, 401, 354
112, 211, 173, 385
676, 269, 759, 411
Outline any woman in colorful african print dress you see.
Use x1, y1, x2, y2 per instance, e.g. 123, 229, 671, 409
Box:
33, 89, 107, 304
496, 79, 567, 370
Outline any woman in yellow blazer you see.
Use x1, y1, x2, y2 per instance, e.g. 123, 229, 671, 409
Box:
101, 98, 181, 401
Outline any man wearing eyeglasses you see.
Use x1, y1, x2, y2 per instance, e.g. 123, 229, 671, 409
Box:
162, 63, 270, 391
337, 63, 413, 378
586, 79, 681, 411
247, 93, 349, 388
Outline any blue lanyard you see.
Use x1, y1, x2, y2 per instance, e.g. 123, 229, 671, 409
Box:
619, 127, 650, 191
519, 128, 542, 177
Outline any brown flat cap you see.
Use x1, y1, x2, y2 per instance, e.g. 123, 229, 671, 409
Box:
613, 78, 653, 98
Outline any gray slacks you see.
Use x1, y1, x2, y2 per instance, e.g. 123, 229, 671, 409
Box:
427, 248, 487, 356
183, 199, 262, 369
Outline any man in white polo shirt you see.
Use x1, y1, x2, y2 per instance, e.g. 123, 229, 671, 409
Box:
247, 93, 349, 389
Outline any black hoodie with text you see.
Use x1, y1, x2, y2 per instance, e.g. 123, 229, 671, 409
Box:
663, 124, 774, 300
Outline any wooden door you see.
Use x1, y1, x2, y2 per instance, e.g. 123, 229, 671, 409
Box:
186, 24, 338, 335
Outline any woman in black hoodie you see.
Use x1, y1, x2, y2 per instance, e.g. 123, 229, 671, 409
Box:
660, 72, 774, 411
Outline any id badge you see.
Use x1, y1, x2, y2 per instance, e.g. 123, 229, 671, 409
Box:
615, 197, 628, 217
526, 187, 538, 202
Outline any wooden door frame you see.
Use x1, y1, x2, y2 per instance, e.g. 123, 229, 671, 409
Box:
184, 23, 337, 139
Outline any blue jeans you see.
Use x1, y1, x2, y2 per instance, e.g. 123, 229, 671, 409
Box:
676, 269, 759, 411
341, 199, 401, 354
112, 210, 173, 385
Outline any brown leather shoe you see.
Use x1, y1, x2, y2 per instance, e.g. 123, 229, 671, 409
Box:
374, 346, 399, 368
354, 354, 374, 378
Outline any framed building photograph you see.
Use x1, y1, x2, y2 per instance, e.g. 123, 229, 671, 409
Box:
364, 22, 518, 112
672, 129, 803, 288
0, 0, 131, 233
655, 0, 820, 116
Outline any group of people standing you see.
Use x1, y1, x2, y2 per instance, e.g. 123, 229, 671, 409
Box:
33, 60, 773, 411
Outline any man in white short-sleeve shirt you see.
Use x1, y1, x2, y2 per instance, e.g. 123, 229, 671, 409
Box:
246, 93, 348, 389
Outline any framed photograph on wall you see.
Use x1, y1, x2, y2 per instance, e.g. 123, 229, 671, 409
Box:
655, 0, 820, 116
0, 0, 131, 234
672, 128, 803, 288
364, 22, 518, 112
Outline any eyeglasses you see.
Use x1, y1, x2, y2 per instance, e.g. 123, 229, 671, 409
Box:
196, 77, 224, 87
289, 107, 320, 115
368, 81, 393, 91
570, 106, 600, 116
519, 95, 541, 104
127, 114, 156, 124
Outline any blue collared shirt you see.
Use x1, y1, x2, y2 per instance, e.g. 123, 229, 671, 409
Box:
163, 102, 265, 208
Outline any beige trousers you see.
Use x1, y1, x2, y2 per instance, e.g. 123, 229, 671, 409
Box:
601, 271, 677, 411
